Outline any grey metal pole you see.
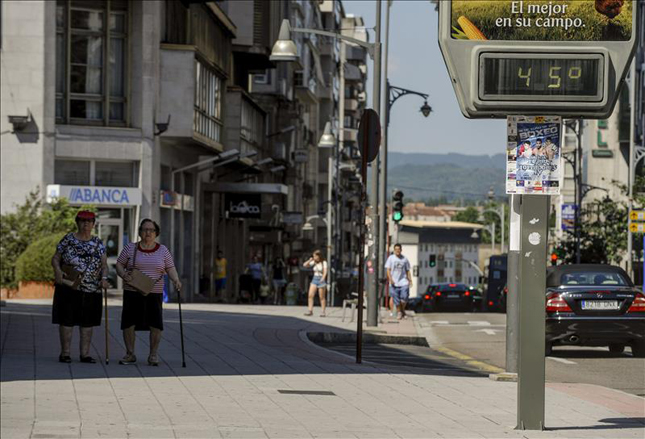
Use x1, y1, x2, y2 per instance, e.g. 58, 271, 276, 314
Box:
517, 195, 549, 431
575, 121, 583, 264
501, 204, 505, 253
378, 0, 391, 320
505, 194, 520, 374
627, 59, 636, 277
335, 41, 346, 307
366, 0, 382, 327
327, 153, 333, 302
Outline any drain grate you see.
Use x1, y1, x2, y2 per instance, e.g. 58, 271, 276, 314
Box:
278, 390, 336, 396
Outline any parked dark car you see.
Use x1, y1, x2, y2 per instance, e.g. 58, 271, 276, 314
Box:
416, 283, 482, 312
545, 264, 645, 357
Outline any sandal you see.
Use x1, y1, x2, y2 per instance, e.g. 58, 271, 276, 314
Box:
80, 356, 97, 364
303, 311, 313, 316
119, 354, 137, 365
147, 355, 159, 367
320, 312, 326, 317
59, 355, 72, 363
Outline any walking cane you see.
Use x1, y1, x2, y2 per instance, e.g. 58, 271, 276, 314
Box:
176, 286, 186, 367
103, 287, 109, 364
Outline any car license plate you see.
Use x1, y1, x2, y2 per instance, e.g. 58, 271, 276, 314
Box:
581, 300, 619, 310
447, 294, 460, 299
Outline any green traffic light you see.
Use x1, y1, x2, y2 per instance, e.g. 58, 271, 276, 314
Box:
393, 211, 403, 222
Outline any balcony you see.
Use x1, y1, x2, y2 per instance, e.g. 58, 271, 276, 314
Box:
223, 0, 276, 70
224, 86, 266, 157
159, 46, 224, 151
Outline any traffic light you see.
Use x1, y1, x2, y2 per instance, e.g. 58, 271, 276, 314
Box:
392, 190, 404, 223
550, 252, 558, 266
429, 254, 436, 268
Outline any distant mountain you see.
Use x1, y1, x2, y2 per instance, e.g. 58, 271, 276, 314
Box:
388, 152, 506, 170
385, 152, 507, 202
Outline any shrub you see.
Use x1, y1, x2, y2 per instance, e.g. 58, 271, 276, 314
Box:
0, 189, 94, 288
15, 233, 66, 283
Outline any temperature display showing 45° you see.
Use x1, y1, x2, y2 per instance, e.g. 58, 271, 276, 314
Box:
479, 53, 604, 102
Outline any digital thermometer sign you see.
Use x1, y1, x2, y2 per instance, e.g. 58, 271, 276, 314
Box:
479, 54, 604, 102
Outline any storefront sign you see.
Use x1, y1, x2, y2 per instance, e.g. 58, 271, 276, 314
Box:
225, 193, 262, 219
160, 191, 194, 212
47, 185, 141, 206
282, 211, 304, 225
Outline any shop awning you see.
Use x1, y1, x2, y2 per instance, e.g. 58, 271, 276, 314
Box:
206, 182, 289, 195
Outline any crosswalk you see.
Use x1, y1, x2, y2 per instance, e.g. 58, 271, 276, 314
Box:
419, 320, 503, 328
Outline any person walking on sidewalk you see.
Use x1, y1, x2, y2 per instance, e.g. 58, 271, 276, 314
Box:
245, 256, 264, 303
271, 257, 287, 304
303, 250, 328, 317
115, 219, 182, 366
385, 243, 412, 320
51, 211, 109, 364
214, 250, 227, 299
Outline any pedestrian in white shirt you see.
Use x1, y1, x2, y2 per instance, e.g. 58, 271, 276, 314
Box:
385, 244, 412, 320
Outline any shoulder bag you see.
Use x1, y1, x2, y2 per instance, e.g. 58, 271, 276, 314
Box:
128, 244, 162, 296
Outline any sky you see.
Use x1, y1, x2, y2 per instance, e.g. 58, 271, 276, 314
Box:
343, 0, 506, 156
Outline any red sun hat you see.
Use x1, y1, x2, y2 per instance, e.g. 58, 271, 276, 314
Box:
76, 210, 96, 221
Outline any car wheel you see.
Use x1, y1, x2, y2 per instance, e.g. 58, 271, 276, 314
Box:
414, 304, 423, 314
545, 342, 553, 356
608, 343, 625, 354
631, 341, 645, 358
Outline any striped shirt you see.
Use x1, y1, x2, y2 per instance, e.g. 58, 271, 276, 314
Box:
117, 243, 175, 294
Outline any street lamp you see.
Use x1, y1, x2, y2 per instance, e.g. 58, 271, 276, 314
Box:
484, 187, 505, 253
318, 123, 336, 305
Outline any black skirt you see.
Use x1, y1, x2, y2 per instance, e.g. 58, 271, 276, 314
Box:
121, 290, 163, 331
52, 284, 103, 327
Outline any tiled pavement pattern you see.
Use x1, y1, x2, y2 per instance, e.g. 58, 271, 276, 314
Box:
1, 300, 643, 438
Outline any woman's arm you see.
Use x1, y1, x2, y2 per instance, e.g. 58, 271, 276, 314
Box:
100, 253, 110, 289
321, 262, 328, 282
51, 251, 63, 285
115, 261, 133, 282
167, 267, 182, 291
303, 258, 313, 267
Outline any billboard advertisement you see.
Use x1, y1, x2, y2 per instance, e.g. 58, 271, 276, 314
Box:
451, 0, 633, 41
506, 116, 563, 195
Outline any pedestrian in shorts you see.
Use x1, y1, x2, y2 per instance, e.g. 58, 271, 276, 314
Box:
385, 244, 412, 320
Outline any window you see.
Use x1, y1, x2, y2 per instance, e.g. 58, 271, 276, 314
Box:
241, 98, 264, 146
56, 0, 128, 125
55, 160, 91, 185
95, 161, 137, 187
253, 70, 270, 85
194, 59, 223, 143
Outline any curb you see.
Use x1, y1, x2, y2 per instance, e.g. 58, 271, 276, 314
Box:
306, 331, 429, 346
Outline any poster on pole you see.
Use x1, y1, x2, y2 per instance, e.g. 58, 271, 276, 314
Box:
506, 115, 562, 195
561, 203, 576, 231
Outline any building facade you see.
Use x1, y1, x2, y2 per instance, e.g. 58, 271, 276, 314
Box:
396, 221, 482, 298
1, 0, 367, 301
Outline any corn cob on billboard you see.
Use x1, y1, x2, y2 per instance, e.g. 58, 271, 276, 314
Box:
451, 0, 633, 41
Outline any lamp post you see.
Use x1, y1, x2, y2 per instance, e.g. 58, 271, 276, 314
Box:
318, 122, 336, 305
380, 81, 431, 282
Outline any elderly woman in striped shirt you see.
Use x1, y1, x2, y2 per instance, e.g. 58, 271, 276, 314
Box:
115, 219, 181, 366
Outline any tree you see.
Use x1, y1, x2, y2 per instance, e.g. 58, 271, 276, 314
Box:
0, 189, 93, 288
553, 181, 629, 264
453, 206, 480, 223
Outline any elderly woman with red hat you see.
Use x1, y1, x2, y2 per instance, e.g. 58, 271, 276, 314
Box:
51, 210, 109, 363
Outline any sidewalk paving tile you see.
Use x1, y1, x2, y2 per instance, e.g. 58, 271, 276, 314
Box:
2, 301, 644, 439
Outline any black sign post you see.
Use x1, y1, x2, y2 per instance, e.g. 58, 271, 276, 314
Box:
355, 108, 381, 364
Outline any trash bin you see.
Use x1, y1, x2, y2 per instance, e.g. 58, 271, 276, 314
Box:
285, 283, 299, 306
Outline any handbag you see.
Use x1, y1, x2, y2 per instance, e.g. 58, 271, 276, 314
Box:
60, 264, 83, 290
128, 244, 160, 296
60, 243, 100, 290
